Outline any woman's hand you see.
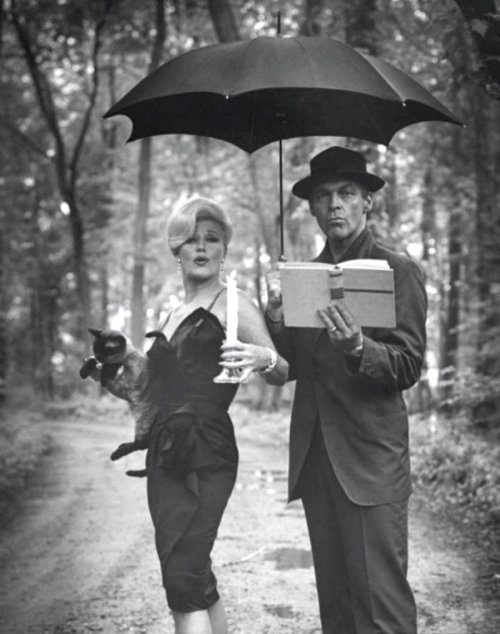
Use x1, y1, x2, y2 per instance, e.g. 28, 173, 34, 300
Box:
219, 341, 275, 381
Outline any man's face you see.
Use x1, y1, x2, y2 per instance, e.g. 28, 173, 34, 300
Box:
309, 179, 372, 243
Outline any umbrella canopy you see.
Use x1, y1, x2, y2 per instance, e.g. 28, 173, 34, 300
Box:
105, 35, 462, 258
105, 35, 461, 151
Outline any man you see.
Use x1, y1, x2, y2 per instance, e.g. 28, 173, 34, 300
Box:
266, 146, 427, 634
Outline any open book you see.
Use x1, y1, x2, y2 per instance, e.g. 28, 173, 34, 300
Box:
279, 259, 396, 328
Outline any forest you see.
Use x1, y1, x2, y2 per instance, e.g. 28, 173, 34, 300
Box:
1, 0, 500, 604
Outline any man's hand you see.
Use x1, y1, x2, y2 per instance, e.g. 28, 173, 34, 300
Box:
318, 302, 363, 354
265, 270, 284, 322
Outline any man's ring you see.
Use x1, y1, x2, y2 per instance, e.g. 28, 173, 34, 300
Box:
329, 326, 337, 333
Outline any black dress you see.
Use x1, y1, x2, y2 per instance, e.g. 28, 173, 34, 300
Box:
145, 304, 238, 612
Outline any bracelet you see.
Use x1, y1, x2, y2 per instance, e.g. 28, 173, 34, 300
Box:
260, 347, 278, 374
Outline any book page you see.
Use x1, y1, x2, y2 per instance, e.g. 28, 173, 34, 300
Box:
280, 259, 390, 270
337, 259, 390, 269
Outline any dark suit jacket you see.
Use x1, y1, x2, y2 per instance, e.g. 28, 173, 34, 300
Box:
268, 229, 427, 506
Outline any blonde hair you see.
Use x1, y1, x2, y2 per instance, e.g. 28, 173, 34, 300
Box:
167, 196, 233, 256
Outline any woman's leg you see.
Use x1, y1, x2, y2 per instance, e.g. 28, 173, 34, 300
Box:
165, 468, 234, 634
208, 599, 228, 633
171, 600, 227, 634
172, 608, 212, 634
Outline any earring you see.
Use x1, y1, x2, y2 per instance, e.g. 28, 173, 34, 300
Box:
220, 259, 225, 272
177, 257, 181, 272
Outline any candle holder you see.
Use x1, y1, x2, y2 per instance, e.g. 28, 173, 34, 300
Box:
213, 364, 252, 384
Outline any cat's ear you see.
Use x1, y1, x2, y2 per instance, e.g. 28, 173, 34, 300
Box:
88, 328, 102, 338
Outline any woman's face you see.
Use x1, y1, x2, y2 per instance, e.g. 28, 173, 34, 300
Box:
178, 219, 226, 283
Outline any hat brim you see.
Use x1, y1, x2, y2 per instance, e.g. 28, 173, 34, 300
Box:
292, 172, 385, 200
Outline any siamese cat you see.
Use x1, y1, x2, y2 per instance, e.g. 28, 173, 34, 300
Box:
80, 328, 160, 477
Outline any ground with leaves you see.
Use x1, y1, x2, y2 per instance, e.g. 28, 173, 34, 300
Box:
0, 396, 499, 633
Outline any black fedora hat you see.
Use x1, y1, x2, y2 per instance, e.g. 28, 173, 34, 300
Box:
292, 146, 385, 200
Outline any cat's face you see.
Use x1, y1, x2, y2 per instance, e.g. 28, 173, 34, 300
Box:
89, 329, 127, 364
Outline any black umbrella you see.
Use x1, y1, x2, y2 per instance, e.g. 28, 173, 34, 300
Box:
105, 35, 462, 257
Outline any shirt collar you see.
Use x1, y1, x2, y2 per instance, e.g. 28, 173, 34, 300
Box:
316, 227, 373, 264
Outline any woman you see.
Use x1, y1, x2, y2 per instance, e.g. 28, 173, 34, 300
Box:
145, 196, 288, 634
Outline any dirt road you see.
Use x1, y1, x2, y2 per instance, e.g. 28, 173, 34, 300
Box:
0, 402, 498, 633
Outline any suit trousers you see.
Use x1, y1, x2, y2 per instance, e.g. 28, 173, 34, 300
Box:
299, 423, 417, 634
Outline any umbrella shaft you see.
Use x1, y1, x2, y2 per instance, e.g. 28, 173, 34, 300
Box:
279, 138, 284, 260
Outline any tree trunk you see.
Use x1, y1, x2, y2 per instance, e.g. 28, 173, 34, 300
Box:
442, 206, 462, 371
30, 201, 60, 398
421, 168, 435, 263
10, 1, 112, 344
300, 0, 334, 36
130, 0, 166, 347
471, 86, 500, 425
207, 0, 240, 41
438, 115, 466, 375
383, 153, 399, 227
452, 0, 500, 99
130, 136, 153, 346
473, 91, 499, 364
344, 0, 379, 54
0, 206, 6, 410
66, 188, 91, 340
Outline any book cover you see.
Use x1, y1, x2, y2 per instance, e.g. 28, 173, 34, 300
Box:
279, 260, 396, 329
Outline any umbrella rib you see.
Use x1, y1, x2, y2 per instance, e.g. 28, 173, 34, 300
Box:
364, 53, 460, 123
173, 49, 223, 94
226, 39, 256, 96
363, 54, 408, 104
293, 38, 318, 85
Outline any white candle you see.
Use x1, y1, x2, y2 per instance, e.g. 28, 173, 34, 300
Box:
225, 271, 238, 344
